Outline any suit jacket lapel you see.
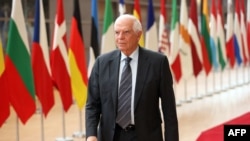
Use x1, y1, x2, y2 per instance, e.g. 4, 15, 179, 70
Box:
109, 48, 151, 113
134, 48, 150, 110
109, 51, 121, 114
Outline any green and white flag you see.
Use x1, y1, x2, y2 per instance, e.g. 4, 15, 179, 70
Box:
101, 0, 115, 54
4, 0, 36, 124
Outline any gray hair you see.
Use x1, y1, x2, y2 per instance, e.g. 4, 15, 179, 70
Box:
115, 14, 142, 33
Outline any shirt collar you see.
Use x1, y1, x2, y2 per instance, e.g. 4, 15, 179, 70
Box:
120, 47, 139, 61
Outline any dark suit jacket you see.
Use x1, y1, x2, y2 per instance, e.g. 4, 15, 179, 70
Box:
85, 47, 179, 141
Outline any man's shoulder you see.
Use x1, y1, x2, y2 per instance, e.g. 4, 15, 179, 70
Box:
96, 50, 120, 62
140, 47, 166, 59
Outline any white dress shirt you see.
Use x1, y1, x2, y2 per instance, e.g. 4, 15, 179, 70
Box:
119, 47, 139, 125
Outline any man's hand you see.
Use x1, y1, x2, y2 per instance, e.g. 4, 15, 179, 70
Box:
86, 136, 97, 141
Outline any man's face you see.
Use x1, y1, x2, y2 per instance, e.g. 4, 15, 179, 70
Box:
114, 18, 141, 55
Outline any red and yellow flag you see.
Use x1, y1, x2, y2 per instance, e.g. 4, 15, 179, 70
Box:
69, 0, 88, 109
133, 0, 144, 47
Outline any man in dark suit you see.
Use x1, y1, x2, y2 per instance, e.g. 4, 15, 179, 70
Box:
85, 14, 179, 141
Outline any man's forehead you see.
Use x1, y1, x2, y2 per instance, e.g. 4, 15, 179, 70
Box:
115, 27, 132, 32
115, 23, 132, 30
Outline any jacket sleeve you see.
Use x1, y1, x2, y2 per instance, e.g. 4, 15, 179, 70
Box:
160, 56, 179, 141
85, 58, 101, 138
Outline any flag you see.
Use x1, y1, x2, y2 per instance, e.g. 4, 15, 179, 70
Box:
145, 0, 158, 52
133, 0, 144, 47
90, 0, 100, 58
201, 0, 213, 75
32, 0, 54, 117
4, 0, 36, 124
240, 0, 249, 65
216, 0, 227, 70
119, 0, 126, 15
179, 0, 193, 80
226, 0, 236, 68
209, 0, 219, 69
158, 0, 170, 57
170, 0, 182, 82
50, 0, 72, 112
0, 35, 9, 127
188, 0, 203, 77
233, 0, 243, 65
89, 0, 99, 76
101, 0, 115, 54
69, 0, 88, 109
247, 0, 250, 57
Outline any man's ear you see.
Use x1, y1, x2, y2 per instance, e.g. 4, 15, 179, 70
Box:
137, 31, 142, 39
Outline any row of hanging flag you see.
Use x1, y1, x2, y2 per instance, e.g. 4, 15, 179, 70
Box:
0, 0, 250, 128
117, 0, 250, 84
0, 0, 90, 127
167, 0, 250, 83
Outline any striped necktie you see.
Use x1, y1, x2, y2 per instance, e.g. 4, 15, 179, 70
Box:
116, 57, 132, 129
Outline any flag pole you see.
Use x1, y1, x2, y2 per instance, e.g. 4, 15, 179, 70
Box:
16, 116, 19, 141
228, 66, 232, 89
55, 107, 73, 141
249, 63, 250, 83
205, 75, 208, 96
195, 77, 198, 98
195, 76, 202, 99
248, 63, 250, 83
40, 109, 44, 141
241, 65, 244, 85
241, 64, 245, 85
184, 79, 191, 103
244, 65, 247, 84
174, 80, 181, 106
37, 103, 44, 141
236, 66, 239, 87
246, 65, 248, 84
213, 70, 216, 94
213, 69, 220, 94
35, 97, 45, 141
72, 109, 85, 138
184, 79, 187, 102
220, 69, 224, 92
211, 70, 216, 95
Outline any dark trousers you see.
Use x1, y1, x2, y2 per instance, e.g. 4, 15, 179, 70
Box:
113, 124, 137, 141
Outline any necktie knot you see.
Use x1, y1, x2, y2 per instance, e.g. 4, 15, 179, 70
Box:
125, 57, 132, 65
